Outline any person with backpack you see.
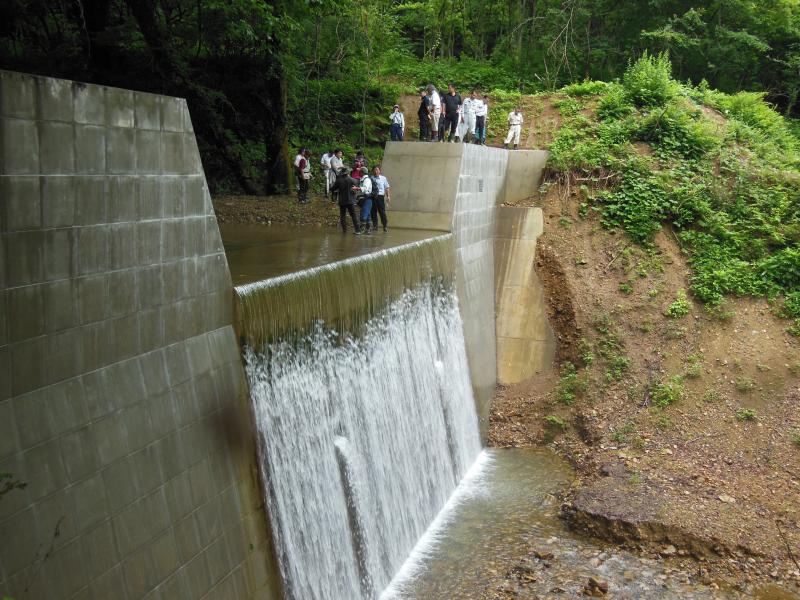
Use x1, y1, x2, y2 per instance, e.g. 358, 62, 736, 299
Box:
334, 167, 362, 234
370, 165, 391, 232
356, 167, 374, 234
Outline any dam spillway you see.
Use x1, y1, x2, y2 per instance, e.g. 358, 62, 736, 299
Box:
233, 234, 482, 599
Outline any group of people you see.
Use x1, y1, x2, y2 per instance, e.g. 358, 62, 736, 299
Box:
415, 85, 490, 144
295, 148, 391, 235
387, 85, 525, 149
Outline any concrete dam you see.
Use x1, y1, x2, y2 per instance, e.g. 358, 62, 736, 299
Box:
0, 71, 553, 599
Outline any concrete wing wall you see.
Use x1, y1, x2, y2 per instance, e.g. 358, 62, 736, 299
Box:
0, 71, 279, 599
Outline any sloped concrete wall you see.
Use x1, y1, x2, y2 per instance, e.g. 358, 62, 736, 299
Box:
494, 207, 556, 384
0, 71, 279, 599
383, 142, 548, 436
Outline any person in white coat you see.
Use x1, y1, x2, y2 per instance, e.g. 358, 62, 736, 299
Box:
475, 95, 488, 144
320, 149, 335, 198
427, 84, 442, 141
390, 105, 405, 141
460, 90, 479, 143
504, 107, 523, 150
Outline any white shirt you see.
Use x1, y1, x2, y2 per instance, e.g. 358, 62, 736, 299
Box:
320, 153, 333, 169
430, 91, 441, 113
359, 175, 372, 196
372, 174, 390, 196
475, 100, 488, 117
462, 98, 479, 116
508, 111, 523, 126
293, 153, 304, 168
390, 111, 405, 128
330, 155, 343, 171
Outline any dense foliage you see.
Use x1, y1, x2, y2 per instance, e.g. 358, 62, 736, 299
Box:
5, 1, 800, 193
545, 54, 800, 330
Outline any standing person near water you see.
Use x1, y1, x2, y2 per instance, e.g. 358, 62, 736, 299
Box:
329, 149, 344, 203
504, 106, 523, 150
370, 165, 391, 232
418, 88, 432, 141
334, 167, 362, 234
293, 148, 312, 203
356, 167, 374, 234
390, 105, 405, 141
320, 149, 335, 198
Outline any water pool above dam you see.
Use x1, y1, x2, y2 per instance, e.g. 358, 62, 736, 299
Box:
220, 223, 442, 285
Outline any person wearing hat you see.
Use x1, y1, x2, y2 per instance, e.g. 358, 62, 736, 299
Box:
390, 104, 405, 141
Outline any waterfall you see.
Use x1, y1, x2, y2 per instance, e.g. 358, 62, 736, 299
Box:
239, 236, 482, 599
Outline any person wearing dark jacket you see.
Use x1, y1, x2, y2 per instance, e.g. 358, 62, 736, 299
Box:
334, 168, 362, 234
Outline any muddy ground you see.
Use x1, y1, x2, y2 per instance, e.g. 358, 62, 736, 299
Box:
488, 180, 800, 597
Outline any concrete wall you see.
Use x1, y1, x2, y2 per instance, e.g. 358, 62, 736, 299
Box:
0, 71, 279, 599
383, 142, 549, 435
494, 207, 555, 384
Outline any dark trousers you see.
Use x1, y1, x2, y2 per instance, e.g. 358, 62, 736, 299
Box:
339, 204, 360, 232
419, 116, 430, 141
297, 176, 309, 202
438, 116, 446, 142
390, 123, 404, 141
371, 196, 387, 229
445, 113, 459, 141
475, 115, 486, 144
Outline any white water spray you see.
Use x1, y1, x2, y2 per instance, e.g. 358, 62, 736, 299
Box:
244, 282, 482, 599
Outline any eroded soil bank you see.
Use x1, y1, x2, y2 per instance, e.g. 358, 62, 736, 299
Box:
489, 181, 800, 598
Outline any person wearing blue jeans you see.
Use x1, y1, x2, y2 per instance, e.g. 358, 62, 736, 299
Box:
357, 167, 374, 234
390, 105, 405, 141
370, 165, 391, 232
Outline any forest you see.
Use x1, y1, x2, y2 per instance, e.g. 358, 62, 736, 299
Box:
2, 0, 800, 193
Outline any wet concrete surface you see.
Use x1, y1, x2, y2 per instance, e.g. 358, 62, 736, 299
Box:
384, 448, 791, 600
219, 223, 442, 285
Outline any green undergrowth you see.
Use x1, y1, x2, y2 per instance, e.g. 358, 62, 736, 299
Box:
545, 52, 800, 330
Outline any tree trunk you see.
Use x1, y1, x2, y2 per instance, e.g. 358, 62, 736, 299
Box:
125, 0, 261, 194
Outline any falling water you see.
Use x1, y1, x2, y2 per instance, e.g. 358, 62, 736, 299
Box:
239, 236, 482, 600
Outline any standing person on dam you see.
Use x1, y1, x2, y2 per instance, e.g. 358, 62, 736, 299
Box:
427, 84, 442, 141
504, 106, 523, 150
357, 167, 374, 234
460, 90, 479, 143
370, 165, 391, 232
442, 83, 462, 142
335, 167, 362, 234
294, 148, 312, 203
390, 104, 405, 141
475, 95, 489, 144
418, 88, 432, 141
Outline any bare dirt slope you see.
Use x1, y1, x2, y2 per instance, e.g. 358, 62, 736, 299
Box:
489, 179, 800, 593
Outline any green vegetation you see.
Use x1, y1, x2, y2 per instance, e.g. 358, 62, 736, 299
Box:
611, 422, 637, 444
618, 282, 634, 295
665, 291, 692, 318
651, 375, 684, 407
735, 377, 757, 392
791, 430, 800, 447
685, 354, 703, 378
546, 54, 800, 319
544, 415, 568, 431
556, 362, 588, 405
736, 408, 758, 421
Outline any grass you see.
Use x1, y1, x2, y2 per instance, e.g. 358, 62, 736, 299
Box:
665, 290, 691, 318
556, 362, 588, 405
651, 376, 684, 407
734, 377, 756, 393
544, 415, 568, 431
735, 408, 757, 421
685, 354, 703, 378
